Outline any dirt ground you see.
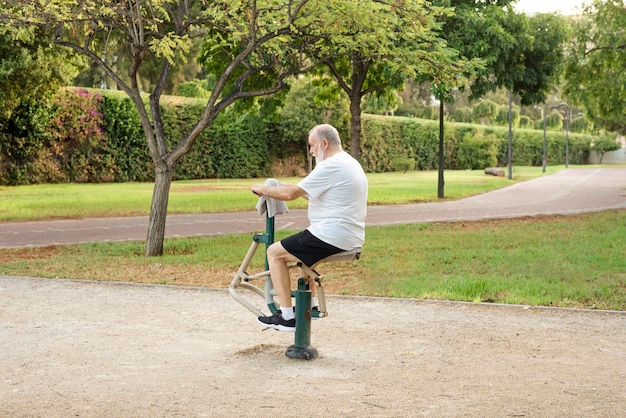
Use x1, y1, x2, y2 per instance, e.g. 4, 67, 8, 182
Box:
1, 276, 624, 417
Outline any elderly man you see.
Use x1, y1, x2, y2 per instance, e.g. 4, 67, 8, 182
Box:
251, 124, 368, 331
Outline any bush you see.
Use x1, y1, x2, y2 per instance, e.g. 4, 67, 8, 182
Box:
451, 107, 472, 123
391, 157, 415, 172
0, 86, 598, 185
100, 94, 152, 182
457, 132, 499, 169
0, 102, 52, 185
519, 116, 534, 129
47, 89, 118, 182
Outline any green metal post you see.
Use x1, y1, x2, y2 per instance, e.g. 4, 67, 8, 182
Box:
285, 278, 319, 360
253, 212, 277, 314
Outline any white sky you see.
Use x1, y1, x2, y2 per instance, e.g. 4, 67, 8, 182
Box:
513, 0, 587, 15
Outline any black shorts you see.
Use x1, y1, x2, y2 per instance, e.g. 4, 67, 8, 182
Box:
281, 229, 344, 267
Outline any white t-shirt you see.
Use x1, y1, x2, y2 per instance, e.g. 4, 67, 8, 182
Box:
297, 151, 368, 250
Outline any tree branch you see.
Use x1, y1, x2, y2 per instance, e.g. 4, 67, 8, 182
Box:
584, 43, 626, 56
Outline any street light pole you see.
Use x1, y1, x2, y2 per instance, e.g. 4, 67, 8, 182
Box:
565, 107, 571, 168
542, 104, 547, 173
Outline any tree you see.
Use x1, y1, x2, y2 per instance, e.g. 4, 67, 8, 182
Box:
1, 0, 327, 256
432, 0, 517, 195
278, 75, 350, 171
592, 135, 621, 163
307, 0, 472, 159
441, 3, 567, 180
471, 99, 499, 125
564, 0, 626, 134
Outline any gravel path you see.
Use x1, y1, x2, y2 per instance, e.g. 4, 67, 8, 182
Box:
1, 277, 625, 417
1, 168, 625, 417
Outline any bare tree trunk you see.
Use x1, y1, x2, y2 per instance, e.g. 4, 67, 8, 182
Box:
349, 94, 362, 159
145, 167, 174, 257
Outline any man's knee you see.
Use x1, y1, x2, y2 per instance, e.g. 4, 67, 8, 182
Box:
267, 241, 297, 263
267, 242, 286, 261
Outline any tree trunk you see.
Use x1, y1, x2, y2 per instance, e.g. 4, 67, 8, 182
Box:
145, 166, 174, 257
349, 93, 362, 159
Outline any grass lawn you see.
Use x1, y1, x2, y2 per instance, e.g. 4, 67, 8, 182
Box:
1, 166, 624, 310
0, 166, 562, 222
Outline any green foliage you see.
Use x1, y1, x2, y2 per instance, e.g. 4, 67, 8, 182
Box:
569, 115, 592, 134
0, 102, 51, 185
471, 99, 498, 125
441, 2, 567, 107
306, 0, 475, 156
592, 135, 621, 164
201, 111, 271, 179
0, 26, 83, 185
564, 0, 626, 133
100, 94, 152, 182
0, 87, 597, 185
47, 89, 118, 183
0, 27, 81, 118
457, 132, 499, 169
177, 80, 211, 99
390, 157, 415, 173
513, 13, 569, 105
363, 88, 401, 115
278, 76, 350, 151
494, 104, 520, 127
160, 101, 272, 179
360, 115, 592, 172
518, 115, 534, 129
450, 106, 472, 123
545, 111, 564, 130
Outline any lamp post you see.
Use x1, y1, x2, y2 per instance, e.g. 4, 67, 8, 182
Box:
542, 104, 548, 173
542, 102, 566, 173
565, 107, 571, 168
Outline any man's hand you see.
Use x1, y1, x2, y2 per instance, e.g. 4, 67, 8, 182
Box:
251, 185, 264, 196
251, 183, 305, 201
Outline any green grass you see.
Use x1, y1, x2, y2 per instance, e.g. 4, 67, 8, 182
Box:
1, 210, 624, 311
1, 165, 624, 310
358, 213, 626, 310
0, 166, 564, 222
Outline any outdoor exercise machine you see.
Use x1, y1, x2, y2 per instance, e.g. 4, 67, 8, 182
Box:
229, 198, 361, 360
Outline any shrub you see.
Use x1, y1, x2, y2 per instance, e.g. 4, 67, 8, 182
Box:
0, 86, 597, 185
47, 89, 118, 182
100, 94, 152, 182
457, 131, 499, 169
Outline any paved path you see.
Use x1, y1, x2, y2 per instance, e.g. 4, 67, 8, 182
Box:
1, 168, 625, 248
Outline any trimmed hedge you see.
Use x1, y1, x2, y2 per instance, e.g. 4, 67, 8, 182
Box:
361, 115, 591, 172
0, 88, 594, 185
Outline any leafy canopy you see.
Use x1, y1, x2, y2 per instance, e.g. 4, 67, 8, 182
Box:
564, 0, 626, 133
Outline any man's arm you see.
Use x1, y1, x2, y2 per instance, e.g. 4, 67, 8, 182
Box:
252, 183, 307, 201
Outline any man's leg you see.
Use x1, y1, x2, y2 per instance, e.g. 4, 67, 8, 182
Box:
256, 241, 301, 331
266, 241, 300, 308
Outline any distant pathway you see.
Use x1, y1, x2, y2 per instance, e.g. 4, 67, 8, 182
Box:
1, 168, 625, 248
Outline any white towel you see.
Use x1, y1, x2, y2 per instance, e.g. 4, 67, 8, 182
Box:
255, 178, 289, 217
